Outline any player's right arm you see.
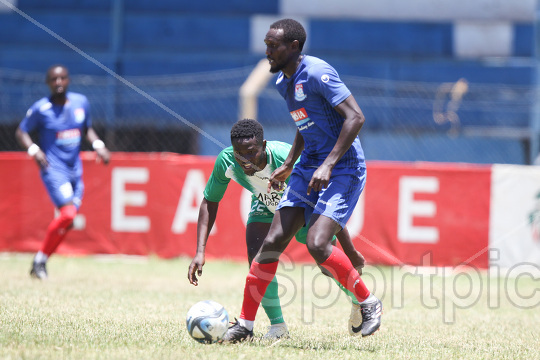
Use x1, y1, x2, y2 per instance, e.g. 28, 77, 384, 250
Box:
188, 198, 219, 286
16, 103, 49, 169
15, 126, 48, 169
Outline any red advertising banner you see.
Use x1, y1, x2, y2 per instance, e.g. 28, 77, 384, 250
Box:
357, 162, 491, 268
0, 154, 491, 267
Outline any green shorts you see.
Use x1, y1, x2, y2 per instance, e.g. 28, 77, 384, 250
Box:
247, 197, 329, 245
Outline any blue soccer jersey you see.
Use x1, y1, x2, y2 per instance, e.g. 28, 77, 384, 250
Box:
19, 92, 91, 173
275, 55, 365, 170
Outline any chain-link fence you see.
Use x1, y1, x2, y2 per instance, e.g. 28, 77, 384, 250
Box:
0, 67, 537, 164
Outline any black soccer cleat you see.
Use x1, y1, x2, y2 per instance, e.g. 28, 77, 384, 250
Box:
30, 261, 48, 280
360, 298, 382, 337
220, 318, 254, 343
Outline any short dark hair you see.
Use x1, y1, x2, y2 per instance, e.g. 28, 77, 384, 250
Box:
230, 119, 264, 143
270, 18, 306, 51
46, 64, 69, 81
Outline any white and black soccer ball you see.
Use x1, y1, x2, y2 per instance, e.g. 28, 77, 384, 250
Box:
186, 300, 229, 344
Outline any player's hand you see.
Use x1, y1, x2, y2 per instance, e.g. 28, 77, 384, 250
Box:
188, 254, 205, 286
268, 164, 293, 193
307, 164, 332, 195
268, 179, 286, 192
33, 150, 48, 170
96, 147, 110, 165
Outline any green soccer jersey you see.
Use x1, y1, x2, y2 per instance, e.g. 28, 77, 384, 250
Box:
203, 141, 294, 214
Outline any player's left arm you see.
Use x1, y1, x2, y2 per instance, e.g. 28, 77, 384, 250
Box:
307, 95, 365, 194
85, 127, 110, 164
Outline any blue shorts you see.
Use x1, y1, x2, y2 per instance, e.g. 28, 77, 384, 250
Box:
41, 168, 84, 209
277, 165, 366, 228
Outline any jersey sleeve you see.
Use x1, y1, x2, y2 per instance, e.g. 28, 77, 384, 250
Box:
267, 141, 292, 168
203, 149, 233, 202
19, 103, 41, 133
309, 62, 351, 108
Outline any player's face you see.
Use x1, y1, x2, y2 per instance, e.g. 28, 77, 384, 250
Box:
46, 67, 70, 96
265, 28, 296, 75
231, 137, 267, 176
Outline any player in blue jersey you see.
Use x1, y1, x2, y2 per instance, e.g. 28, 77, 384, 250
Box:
223, 19, 382, 343
15, 64, 110, 280
187, 119, 365, 340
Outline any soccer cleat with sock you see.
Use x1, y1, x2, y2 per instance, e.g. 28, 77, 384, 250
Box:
221, 318, 254, 343
360, 298, 383, 337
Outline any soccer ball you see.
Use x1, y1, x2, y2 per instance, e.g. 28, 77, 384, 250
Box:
186, 300, 229, 344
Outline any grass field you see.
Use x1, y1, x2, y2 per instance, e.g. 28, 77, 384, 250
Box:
1, 253, 538, 359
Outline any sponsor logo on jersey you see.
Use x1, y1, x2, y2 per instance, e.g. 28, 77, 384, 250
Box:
56, 128, 81, 147
74, 108, 85, 123
256, 192, 282, 208
321, 74, 330, 83
290, 108, 314, 131
290, 108, 308, 122
295, 84, 307, 101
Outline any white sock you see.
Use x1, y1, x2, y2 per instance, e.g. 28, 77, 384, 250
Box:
34, 251, 48, 264
238, 318, 254, 331
359, 293, 377, 305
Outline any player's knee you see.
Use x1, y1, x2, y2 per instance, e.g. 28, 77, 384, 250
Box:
257, 235, 286, 262
306, 236, 329, 262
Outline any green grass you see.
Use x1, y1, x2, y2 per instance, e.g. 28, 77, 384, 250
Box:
1, 253, 538, 359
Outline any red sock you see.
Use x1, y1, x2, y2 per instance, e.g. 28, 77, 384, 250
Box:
321, 246, 370, 302
41, 205, 77, 256
240, 260, 279, 321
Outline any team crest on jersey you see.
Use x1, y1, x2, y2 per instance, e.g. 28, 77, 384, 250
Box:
294, 84, 307, 101
74, 108, 85, 123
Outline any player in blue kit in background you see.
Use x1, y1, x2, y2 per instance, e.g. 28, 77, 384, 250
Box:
15, 64, 110, 280
222, 19, 382, 342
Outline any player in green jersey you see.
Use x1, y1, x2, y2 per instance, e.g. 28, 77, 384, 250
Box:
187, 119, 365, 339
